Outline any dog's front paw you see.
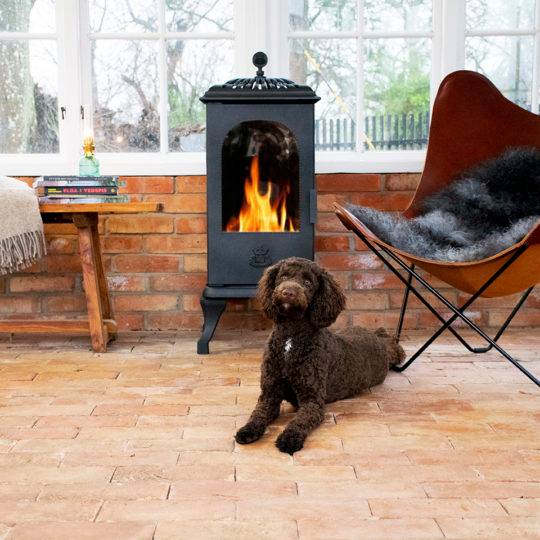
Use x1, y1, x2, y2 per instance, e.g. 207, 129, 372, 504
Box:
235, 422, 265, 445
275, 429, 305, 455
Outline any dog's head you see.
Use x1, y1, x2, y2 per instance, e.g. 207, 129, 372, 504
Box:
258, 257, 346, 328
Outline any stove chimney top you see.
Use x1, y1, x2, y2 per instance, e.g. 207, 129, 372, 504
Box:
200, 51, 320, 104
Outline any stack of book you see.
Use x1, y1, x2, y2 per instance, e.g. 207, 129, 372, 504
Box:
33, 176, 128, 204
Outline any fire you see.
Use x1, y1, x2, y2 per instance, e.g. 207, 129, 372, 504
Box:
226, 155, 296, 232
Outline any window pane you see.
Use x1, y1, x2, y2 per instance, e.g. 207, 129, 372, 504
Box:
166, 0, 234, 33
364, 38, 431, 150
290, 38, 357, 152
92, 40, 159, 152
364, 0, 432, 32
466, 0, 536, 31
89, 0, 158, 33
0, 0, 55, 33
0, 40, 58, 153
289, 0, 356, 32
466, 36, 534, 109
168, 39, 233, 152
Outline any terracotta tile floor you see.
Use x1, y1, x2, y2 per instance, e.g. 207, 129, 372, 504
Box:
0, 329, 538, 539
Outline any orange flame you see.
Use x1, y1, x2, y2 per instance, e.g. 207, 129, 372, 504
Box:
226, 155, 296, 232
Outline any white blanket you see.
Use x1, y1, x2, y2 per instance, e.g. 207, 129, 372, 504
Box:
0, 176, 46, 274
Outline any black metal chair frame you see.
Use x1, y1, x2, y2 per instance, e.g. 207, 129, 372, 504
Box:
352, 228, 539, 387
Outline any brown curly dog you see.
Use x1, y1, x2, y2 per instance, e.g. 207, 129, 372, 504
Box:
235, 257, 405, 454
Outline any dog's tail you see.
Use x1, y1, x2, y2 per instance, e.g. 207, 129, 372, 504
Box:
375, 327, 406, 367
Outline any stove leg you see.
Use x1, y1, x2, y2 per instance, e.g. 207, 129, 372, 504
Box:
197, 296, 227, 354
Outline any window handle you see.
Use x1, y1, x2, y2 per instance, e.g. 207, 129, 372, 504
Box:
80, 106, 84, 120
61, 106, 67, 120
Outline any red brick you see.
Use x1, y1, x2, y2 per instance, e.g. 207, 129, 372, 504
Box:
116, 312, 144, 330
43, 223, 77, 235
102, 235, 143, 253
353, 237, 370, 251
331, 272, 350, 290
113, 255, 180, 273
352, 272, 403, 290
120, 176, 174, 193
389, 290, 458, 310
317, 194, 349, 212
527, 293, 540, 308
175, 216, 207, 233
46, 237, 75, 255
317, 253, 382, 271
44, 295, 86, 313
144, 235, 206, 254
315, 235, 351, 252
145, 194, 206, 213
46, 255, 82, 273
346, 292, 388, 310
10, 276, 74, 293
0, 297, 40, 314
317, 174, 382, 192
150, 274, 206, 292
184, 255, 207, 272
19, 260, 44, 274
385, 173, 421, 191
114, 294, 178, 312
418, 309, 484, 328
316, 213, 346, 233
147, 312, 203, 330
182, 294, 202, 311
106, 215, 173, 234
107, 275, 147, 292
349, 192, 413, 212
176, 175, 206, 193
488, 308, 540, 328
352, 310, 409, 329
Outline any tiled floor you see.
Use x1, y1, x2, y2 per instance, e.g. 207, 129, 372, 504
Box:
0, 329, 538, 539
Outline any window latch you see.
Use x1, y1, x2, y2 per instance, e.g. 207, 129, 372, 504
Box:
80, 106, 85, 120
61, 106, 66, 120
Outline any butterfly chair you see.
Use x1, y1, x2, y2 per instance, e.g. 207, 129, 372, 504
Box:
334, 70, 540, 386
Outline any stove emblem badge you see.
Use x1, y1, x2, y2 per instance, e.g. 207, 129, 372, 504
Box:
249, 245, 272, 268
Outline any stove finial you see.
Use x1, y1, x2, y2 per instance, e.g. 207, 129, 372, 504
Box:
253, 51, 268, 76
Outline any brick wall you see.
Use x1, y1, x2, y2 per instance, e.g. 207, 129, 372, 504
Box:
3, 174, 539, 333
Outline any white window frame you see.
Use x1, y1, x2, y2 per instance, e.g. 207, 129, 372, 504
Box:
0, 0, 538, 176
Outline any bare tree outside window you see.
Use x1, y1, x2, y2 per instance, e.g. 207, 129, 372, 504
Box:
89, 0, 233, 153
466, 0, 536, 110
0, 0, 58, 153
289, 0, 432, 151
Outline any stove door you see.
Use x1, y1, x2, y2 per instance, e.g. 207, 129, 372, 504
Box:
206, 103, 315, 286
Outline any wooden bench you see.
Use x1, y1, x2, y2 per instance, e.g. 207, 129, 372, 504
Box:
0, 202, 161, 352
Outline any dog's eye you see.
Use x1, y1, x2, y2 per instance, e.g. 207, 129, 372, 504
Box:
304, 279, 311, 287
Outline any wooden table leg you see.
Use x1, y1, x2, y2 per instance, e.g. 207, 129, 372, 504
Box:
74, 214, 108, 352
90, 221, 116, 340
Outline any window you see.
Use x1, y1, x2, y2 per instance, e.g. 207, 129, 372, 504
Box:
85, 0, 235, 154
288, 0, 433, 152
0, 0, 60, 154
0, 0, 538, 174
465, 0, 538, 112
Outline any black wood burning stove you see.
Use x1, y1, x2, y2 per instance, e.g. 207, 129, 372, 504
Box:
197, 52, 319, 354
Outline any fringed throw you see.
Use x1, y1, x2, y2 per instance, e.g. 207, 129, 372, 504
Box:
348, 147, 540, 262
0, 176, 47, 275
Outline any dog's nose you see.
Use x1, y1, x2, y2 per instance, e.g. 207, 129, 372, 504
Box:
281, 288, 295, 299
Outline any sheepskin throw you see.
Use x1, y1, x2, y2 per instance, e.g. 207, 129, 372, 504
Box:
348, 147, 540, 262
0, 176, 46, 274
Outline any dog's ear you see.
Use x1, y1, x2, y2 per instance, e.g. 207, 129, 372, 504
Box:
309, 267, 346, 328
257, 260, 282, 321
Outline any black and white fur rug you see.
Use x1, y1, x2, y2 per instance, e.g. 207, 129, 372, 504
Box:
348, 147, 540, 262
